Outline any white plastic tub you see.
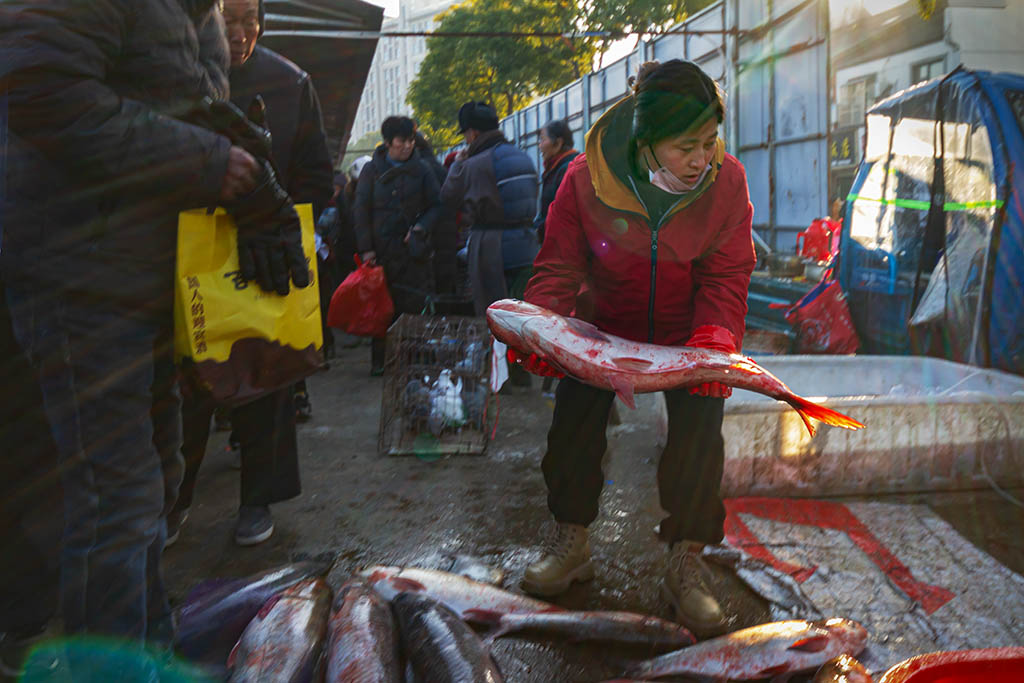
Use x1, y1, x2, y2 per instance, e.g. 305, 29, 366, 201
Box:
657, 356, 1024, 496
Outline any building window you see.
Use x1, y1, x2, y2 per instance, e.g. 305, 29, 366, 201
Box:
838, 75, 877, 127
911, 58, 945, 85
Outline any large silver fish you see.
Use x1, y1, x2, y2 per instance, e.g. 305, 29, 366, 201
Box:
359, 565, 562, 624
393, 592, 503, 683
175, 559, 333, 668
228, 578, 332, 683
487, 299, 865, 436
625, 618, 868, 680
325, 579, 402, 683
485, 611, 694, 651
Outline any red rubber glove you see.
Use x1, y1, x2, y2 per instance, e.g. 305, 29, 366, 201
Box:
507, 348, 565, 378
685, 325, 738, 398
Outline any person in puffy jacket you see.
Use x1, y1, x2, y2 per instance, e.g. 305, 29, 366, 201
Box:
515, 60, 755, 639
354, 116, 441, 375
441, 101, 539, 316
0, 0, 291, 650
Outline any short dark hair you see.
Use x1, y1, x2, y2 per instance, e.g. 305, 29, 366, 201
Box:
629, 59, 724, 145
381, 116, 415, 143
543, 120, 574, 150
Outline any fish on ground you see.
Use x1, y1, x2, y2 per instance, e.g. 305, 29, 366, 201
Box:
702, 544, 823, 621
813, 654, 873, 683
624, 617, 868, 680
175, 559, 333, 667
228, 577, 332, 683
487, 299, 865, 436
359, 565, 562, 624
325, 578, 402, 683
485, 610, 694, 651
393, 592, 503, 683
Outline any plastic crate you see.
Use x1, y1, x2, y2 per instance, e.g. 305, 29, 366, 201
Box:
378, 314, 493, 457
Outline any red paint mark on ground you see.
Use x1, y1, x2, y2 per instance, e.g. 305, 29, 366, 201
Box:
724, 498, 956, 614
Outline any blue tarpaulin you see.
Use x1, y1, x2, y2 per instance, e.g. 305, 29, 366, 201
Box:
840, 67, 1024, 376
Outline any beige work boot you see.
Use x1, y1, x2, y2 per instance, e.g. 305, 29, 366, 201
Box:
661, 541, 728, 638
521, 522, 594, 597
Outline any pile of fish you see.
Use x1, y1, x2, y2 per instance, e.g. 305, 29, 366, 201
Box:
173, 559, 869, 681
487, 299, 866, 436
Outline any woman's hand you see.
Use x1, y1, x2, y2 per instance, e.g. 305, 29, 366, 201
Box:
507, 348, 564, 378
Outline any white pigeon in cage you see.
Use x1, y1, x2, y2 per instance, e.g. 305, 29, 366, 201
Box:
428, 369, 465, 435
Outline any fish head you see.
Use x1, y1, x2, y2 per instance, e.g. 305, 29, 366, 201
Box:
486, 299, 547, 346
813, 618, 868, 653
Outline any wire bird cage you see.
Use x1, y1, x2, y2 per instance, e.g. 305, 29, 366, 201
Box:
378, 314, 493, 457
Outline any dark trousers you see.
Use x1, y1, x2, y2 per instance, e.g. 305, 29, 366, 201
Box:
176, 387, 300, 512
543, 377, 727, 545
7, 285, 175, 639
0, 282, 62, 635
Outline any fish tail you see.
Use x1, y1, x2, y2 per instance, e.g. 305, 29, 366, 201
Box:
783, 394, 865, 435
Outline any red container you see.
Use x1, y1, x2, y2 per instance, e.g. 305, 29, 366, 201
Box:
796, 218, 839, 263
878, 647, 1024, 683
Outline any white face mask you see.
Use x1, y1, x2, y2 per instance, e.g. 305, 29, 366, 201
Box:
644, 148, 711, 195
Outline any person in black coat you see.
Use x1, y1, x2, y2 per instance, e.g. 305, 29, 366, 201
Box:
0, 0, 280, 647
171, 0, 335, 549
354, 116, 441, 374
415, 132, 460, 300
534, 119, 579, 244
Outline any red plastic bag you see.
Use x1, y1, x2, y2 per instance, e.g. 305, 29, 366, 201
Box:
327, 256, 394, 337
783, 279, 859, 354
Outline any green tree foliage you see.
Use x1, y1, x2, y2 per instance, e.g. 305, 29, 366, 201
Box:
408, 0, 720, 148
408, 0, 595, 149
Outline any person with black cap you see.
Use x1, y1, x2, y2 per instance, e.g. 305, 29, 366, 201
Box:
170, 0, 334, 548
441, 101, 540, 318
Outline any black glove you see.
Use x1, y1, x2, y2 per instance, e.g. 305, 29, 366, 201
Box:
179, 96, 274, 166
224, 163, 310, 295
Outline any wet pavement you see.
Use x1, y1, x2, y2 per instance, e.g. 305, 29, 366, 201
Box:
164, 341, 1024, 681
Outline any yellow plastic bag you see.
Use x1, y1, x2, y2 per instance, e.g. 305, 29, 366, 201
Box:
174, 204, 322, 405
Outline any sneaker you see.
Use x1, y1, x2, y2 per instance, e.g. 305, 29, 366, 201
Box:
661, 542, 728, 638
294, 392, 312, 423
520, 522, 594, 597
235, 505, 274, 546
164, 508, 190, 548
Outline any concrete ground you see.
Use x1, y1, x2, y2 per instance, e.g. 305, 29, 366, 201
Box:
164, 341, 1024, 682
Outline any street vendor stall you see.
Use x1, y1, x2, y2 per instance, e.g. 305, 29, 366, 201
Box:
839, 66, 1024, 376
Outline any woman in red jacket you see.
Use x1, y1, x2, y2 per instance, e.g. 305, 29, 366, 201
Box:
517, 60, 755, 637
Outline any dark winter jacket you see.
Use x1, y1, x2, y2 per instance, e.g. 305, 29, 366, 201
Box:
525, 95, 755, 347
440, 129, 539, 270
534, 149, 579, 243
417, 148, 459, 295
230, 45, 333, 221
0, 0, 233, 307
353, 146, 441, 300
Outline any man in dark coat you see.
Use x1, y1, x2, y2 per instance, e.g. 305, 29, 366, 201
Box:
170, 0, 334, 548
354, 116, 441, 374
440, 101, 539, 316
0, 0, 303, 647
